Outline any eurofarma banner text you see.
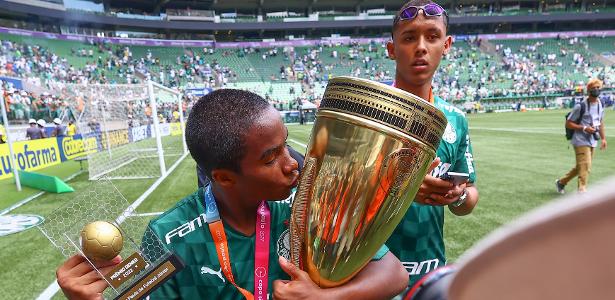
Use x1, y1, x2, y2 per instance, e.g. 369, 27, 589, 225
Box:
0, 123, 184, 180
0, 135, 97, 180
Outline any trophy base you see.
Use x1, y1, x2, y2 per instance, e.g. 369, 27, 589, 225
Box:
113, 253, 185, 300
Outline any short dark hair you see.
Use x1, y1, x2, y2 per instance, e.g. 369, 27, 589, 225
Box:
392, 0, 449, 35
185, 89, 271, 177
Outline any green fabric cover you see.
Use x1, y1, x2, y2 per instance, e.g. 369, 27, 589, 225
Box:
18, 171, 74, 193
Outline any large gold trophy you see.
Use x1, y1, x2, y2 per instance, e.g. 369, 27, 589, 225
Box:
290, 76, 447, 287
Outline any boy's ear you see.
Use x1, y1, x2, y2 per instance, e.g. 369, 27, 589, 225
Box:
211, 169, 237, 188
386, 41, 396, 60
443, 35, 453, 56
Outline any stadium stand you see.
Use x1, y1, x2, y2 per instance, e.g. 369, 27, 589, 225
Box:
2, 29, 614, 125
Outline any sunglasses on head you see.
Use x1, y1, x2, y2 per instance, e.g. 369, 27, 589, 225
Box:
398, 3, 448, 21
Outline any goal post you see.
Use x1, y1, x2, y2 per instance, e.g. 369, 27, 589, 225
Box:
59, 81, 186, 180
148, 80, 167, 176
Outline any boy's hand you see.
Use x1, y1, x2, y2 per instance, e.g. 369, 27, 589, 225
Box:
416, 157, 465, 206
57, 254, 122, 300
273, 256, 323, 300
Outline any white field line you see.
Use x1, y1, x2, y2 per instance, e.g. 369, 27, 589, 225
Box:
471, 127, 562, 135
126, 212, 164, 217
89, 157, 138, 180
471, 126, 615, 137
115, 152, 189, 229
0, 191, 44, 216
287, 138, 307, 149
36, 282, 60, 300
37, 152, 188, 300
290, 125, 615, 137
0, 170, 84, 216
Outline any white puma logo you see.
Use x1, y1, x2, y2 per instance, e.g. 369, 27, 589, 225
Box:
201, 266, 225, 283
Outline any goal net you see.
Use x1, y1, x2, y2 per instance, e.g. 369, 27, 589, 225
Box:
60, 81, 187, 180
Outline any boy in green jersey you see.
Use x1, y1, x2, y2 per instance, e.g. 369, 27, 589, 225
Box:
385, 0, 480, 285
56, 89, 408, 300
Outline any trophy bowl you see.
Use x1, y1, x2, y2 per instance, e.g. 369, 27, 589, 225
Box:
290, 76, 447, 287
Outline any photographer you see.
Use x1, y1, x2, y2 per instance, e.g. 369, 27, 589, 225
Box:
556, 78, 607, 193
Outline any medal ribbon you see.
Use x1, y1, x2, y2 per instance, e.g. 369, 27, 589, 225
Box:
204, 186, 271, 300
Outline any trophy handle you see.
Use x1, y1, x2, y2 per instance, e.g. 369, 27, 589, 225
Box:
290, 156, 317, 268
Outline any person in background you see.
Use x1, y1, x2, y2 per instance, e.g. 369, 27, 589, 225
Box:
0, 122, 6, 144
556, 78, 607, 193
37, 119, 47, 138
385, 0, 479, 287
51, 118, 66, 137
55, 89, 409, 300
26, 118, 42, 140
67, 120, 77, 136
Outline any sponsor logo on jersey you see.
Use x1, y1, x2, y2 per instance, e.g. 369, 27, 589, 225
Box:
164, 213, 207, 244
442, 123, 457, 144
201, 266, 225, 283
402, 259, 440, 275
277, 229, 291, 261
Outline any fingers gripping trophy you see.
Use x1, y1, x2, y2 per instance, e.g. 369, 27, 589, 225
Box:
290, 76, 447, 287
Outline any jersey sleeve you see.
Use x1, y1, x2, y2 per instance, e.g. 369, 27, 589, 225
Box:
370, 244, 389, 261
452, 116, 477, 183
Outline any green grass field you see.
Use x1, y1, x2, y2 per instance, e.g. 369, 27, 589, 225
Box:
1, 109, 614, 299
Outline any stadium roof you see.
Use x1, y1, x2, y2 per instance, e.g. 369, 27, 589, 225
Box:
112, 0, 416, 12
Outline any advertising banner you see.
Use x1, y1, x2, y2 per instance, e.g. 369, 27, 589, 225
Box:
170, 123, 182, 136
0, 135, 98, 180
0, 138, 61, 180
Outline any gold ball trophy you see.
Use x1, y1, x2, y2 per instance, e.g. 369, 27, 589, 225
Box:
81, 221, 124, 262
39, 180, 184, 300
290, 76, 447, 287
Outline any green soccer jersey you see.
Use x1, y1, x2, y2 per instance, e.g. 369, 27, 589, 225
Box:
146, 188, 293, 300
146, 188, 389, 299
386, 96, 477, 286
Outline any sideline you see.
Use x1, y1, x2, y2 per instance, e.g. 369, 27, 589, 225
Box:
0, 170, 84, 216
288, 138, 307, 149
127, 212, 164, 217
471, 126, 615, 137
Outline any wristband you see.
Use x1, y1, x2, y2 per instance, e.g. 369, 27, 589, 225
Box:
582, 126, 587, 132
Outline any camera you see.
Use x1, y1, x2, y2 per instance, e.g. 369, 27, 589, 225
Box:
589, 124, 601, 140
